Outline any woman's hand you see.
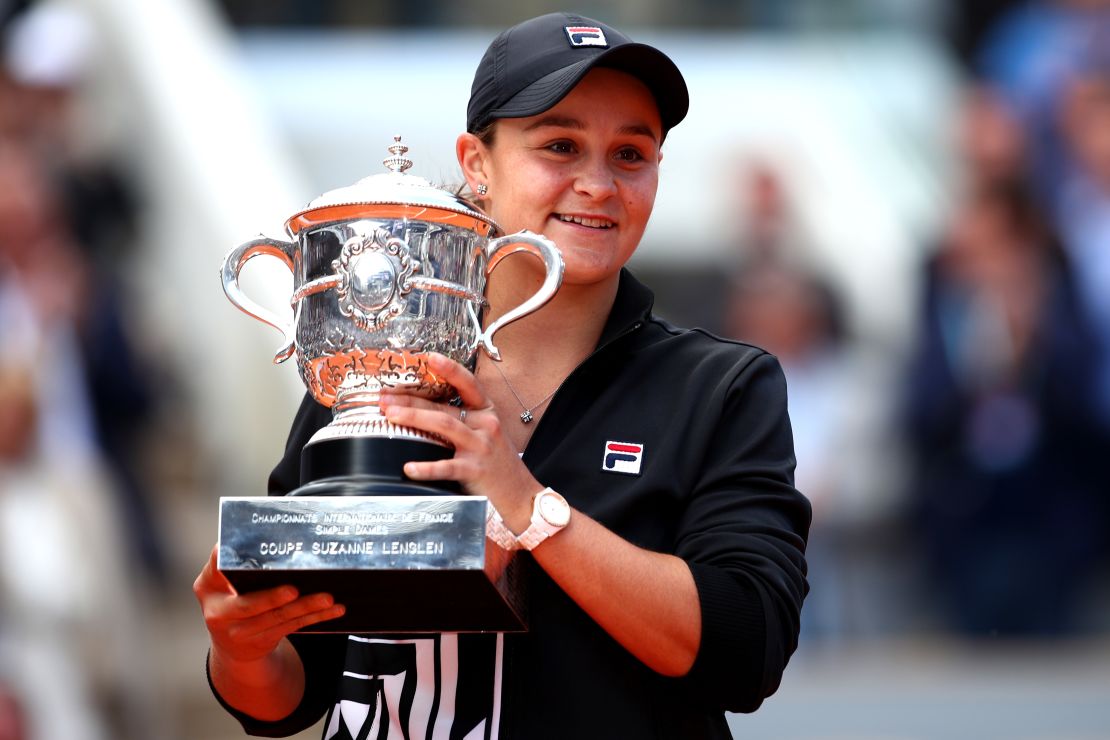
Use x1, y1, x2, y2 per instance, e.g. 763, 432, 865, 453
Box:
193, 545, 345, 664
193, 545, 346, 720
380, 354, 701, 677
377, 352, 541, 529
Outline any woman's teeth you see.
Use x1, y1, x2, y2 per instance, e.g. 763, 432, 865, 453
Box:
557, 214, 614, 229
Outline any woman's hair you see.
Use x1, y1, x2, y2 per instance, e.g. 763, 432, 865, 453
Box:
473, 122, 496, 147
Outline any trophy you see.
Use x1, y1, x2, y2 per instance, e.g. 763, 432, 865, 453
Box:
216, 137, 563, 632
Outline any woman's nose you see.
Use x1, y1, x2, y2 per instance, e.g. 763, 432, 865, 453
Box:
573, 157, 618, 199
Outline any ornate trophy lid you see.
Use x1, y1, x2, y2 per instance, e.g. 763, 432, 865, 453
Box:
285, 136, 499, 237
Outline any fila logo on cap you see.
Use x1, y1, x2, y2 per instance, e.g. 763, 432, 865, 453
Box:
565, 26, 608, 48
602, 441, 644, 475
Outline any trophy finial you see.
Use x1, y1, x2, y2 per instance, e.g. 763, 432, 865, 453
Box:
383, 135, 413, 174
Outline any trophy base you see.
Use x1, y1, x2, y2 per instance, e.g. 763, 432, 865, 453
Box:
298, 436, 461, 495
220, 434, 528, 630
217, 433, 524, 632
217, 495, 524, 633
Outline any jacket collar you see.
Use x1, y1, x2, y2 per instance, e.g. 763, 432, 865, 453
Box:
595, 269, 655, 349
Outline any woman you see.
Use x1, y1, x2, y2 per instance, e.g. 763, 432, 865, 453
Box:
195, 13, 810, 739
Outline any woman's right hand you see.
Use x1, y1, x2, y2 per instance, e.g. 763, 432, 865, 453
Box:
193, 545, 346, 663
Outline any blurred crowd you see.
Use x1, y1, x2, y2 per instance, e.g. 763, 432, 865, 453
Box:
0, 2, 173, 739
0, 1, 1109, 739
903, 0, 1110, 636
720, 0, 1110, 644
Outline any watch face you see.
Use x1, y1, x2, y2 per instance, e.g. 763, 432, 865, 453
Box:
538, 492, 570, 527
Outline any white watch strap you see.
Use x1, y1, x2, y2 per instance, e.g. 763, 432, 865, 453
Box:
516, 525, 551, 551
485, 504, 520, 551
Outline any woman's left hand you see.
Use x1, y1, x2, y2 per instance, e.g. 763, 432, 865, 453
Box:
377, 352, 539, 528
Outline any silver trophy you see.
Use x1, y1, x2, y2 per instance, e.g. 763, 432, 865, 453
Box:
216, 137, 563, 632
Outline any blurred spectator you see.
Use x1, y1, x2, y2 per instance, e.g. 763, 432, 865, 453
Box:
955, 83, 1029, 191
975, 0, 1110, 200
943, 4, 1110, 635
2, 0, 168, 586
732, 160, 805, 267
0, 136, 117, 740
1055, 63, 1110, 430
0, 4, 168, 737
902, 175, 1107, 636
724, 161, 907, 641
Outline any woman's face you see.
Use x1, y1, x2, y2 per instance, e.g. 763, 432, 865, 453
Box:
463, 67, 663, 287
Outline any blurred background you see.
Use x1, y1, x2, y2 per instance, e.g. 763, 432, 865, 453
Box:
0, 0, 1107, 738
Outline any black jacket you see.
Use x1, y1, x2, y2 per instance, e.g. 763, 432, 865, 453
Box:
214, 269, 810, 739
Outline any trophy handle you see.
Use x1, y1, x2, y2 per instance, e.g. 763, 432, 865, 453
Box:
478, 230, 564, 361
220, 236, 297, 363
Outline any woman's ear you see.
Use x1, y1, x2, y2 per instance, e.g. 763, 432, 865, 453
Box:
456, 132, 489, 190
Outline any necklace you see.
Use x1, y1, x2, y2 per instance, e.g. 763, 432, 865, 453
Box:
489, 360, 561, 424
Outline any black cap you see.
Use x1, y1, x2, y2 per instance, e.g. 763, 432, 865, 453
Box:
466, 12, 689, 138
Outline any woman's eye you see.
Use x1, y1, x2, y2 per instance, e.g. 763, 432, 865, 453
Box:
615, 147, 644, 162
547, 141, 576, 154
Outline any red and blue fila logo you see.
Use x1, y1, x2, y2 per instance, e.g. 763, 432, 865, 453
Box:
602, 441, 644, 475
565, 26, 609, 48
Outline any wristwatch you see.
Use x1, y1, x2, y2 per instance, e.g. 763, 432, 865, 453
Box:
516, 488, 571, 551
485, 505, 520, 551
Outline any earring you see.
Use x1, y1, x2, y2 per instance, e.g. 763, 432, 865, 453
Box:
476, 183, 488, 196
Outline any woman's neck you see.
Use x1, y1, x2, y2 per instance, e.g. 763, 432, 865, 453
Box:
482, 265, 619, 374
475, 264, 618, 447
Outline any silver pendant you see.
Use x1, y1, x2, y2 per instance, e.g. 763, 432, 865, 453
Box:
520, 410, 534, 424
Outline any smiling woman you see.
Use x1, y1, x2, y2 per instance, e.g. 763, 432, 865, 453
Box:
196, 12, 811, 740
458, 67, 663, 293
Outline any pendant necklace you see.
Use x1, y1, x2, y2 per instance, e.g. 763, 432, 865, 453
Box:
489, 360, 561, 424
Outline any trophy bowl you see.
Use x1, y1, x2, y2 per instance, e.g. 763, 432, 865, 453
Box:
215, 136, 563, 632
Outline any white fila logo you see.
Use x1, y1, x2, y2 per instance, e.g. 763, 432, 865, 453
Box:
565, 25, 608, 47
602, 441, 644, 475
